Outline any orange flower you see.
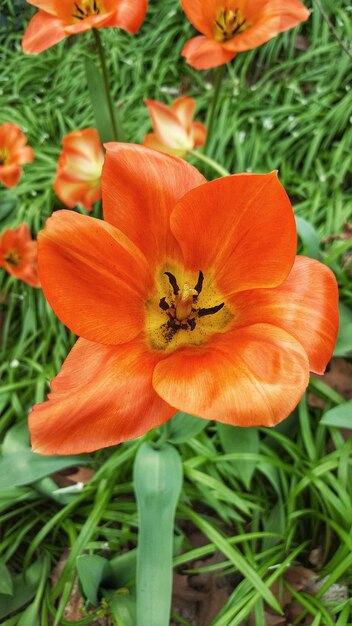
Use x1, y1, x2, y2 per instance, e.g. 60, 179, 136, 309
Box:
181, 0, 310, 69
22, 0, 148, 54
143, 97, 207, 158
0, 224, 40, 288
0, 122, 34, 189
30, 144, 338, 455
53, 129, 104, 212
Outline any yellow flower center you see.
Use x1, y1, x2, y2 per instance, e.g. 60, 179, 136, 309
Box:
72, 0, 104, 21
0, 148, 9, 166
146, 264, 234, 352
214, 8, 250, 43
3, 249, 21, 268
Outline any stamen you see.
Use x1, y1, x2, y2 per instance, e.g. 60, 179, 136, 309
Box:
74, 2, 85, 14
164, 272, 180, 296
193, 270, 204, 295
198, 302, 225, 317
159, 297, 170, 311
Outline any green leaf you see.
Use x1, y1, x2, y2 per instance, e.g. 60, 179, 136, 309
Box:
77, 554, 111, 606
320, 401, 352, 429
0, 558, 43, 620
0, 450, 89, 489
17, 602, 40, 626
167, 412, 209, 444
2, 421, 30, 455
107, 592, 136, 626
84, 56, 121, 144
217, 424, 259, 489
295, 216, 320, 259
334, 302, 352, 357
106, 549, 137, 588
0, 560, 13, 596
0, 193, 17, 223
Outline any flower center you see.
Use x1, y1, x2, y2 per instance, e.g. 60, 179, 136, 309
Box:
0, 149, 9, 166
214, 8, 249, 43
72, 0, 104, 20
146, 266, 233, 352
3, 249, 21, 268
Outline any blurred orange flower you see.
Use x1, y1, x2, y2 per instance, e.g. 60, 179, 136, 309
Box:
30, 144, 338, 455
181, 0, 310, 69
0, 122, 34, 189
0, 224, 40, 288
143, 97, 207, 158
22, 0, 148, 54
54, 128, 104, 212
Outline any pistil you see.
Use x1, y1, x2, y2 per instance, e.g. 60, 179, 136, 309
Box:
214, 8, 249, 43
4, 249, 21, 267
175, 283, 198, 321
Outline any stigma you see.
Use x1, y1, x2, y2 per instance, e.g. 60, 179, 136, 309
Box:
175, 283, 198, 321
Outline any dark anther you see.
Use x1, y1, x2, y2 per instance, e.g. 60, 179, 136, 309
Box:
215, 20, 225, 30
193, 270, 204, 295
164, 272, 180, 296
198, 302, 225, 317
159, 297, 170, 311
75, 3, 85, 15
187, 318, 196, 331
231, 20, 245, 35
93, 0, 98, 11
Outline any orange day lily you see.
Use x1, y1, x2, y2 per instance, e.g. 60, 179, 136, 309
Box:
143, 97, 207, 158
54, 128, 104, 212
0, 224, 40, 288
181, 0, 310, 69
0, 122, 34, 189
22, 0, 148, 54
29, 144, 338, 455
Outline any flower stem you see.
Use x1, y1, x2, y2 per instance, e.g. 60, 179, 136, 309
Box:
189, 149, 230, 177
92, 28, 124, 141
204, 64, 226, 154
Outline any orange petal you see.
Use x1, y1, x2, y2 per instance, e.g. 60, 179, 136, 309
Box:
145, 99, 191, 150
180, 0, 224, 37
29, 337, 174, 455
171, 97, 196, 133
22, 11, 66, 54
182, 36, 236, 70
64, 12, 116, 34
230, 256, 339, 375
53, 176, 101, 211
192, 121, 207, 147
25, 0, 57, 14
143, 133, 187, 158
38, 210, 152, 344
0, 165, 22, 188
19, 146, 35, 164
224, 0, 310, 52
153, 323, 309, 427
102, 143, 205, 269
106, 0, 148, 34
170, 172, 297, 295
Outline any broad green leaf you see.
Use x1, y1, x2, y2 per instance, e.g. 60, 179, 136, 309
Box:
84, 55, 124, 144
218, 423, 259, 489
77, 554, 111, 606
262, 498, 285, 550
106, 549, 137, 588
295, 216, 320, 259
167, 412, 209, 444
0, 558, 43, 619
0, 560, 13, 595
108, 593, 136, 626
334, 302, 352, 357
2, 421, 30, 455
0, 450, 89, 489
320, 401, 352, 429
17, 602, 39, 626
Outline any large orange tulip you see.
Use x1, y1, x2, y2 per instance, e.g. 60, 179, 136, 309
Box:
181, 0, 310, 69
53, 129, 104, 212
30, 144, 338, 455
143, 97, 207, 158
0, 224, 40, 288
0, 123, 34, 189
22, 0, 148, 54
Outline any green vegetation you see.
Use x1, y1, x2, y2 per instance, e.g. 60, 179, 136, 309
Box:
0, 0, 352, 624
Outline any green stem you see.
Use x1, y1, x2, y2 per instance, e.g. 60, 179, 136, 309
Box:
189, 149, 230, 177
204, 64, 226, 153
92, 28, 123, 141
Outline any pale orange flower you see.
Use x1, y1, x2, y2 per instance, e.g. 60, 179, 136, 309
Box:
181, 0, 310, 69
0, 123, 34, 189
143, 97, 207, 158
22, 0, 148, 54
0, 224, 40, 288
54, 128, 104, 212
